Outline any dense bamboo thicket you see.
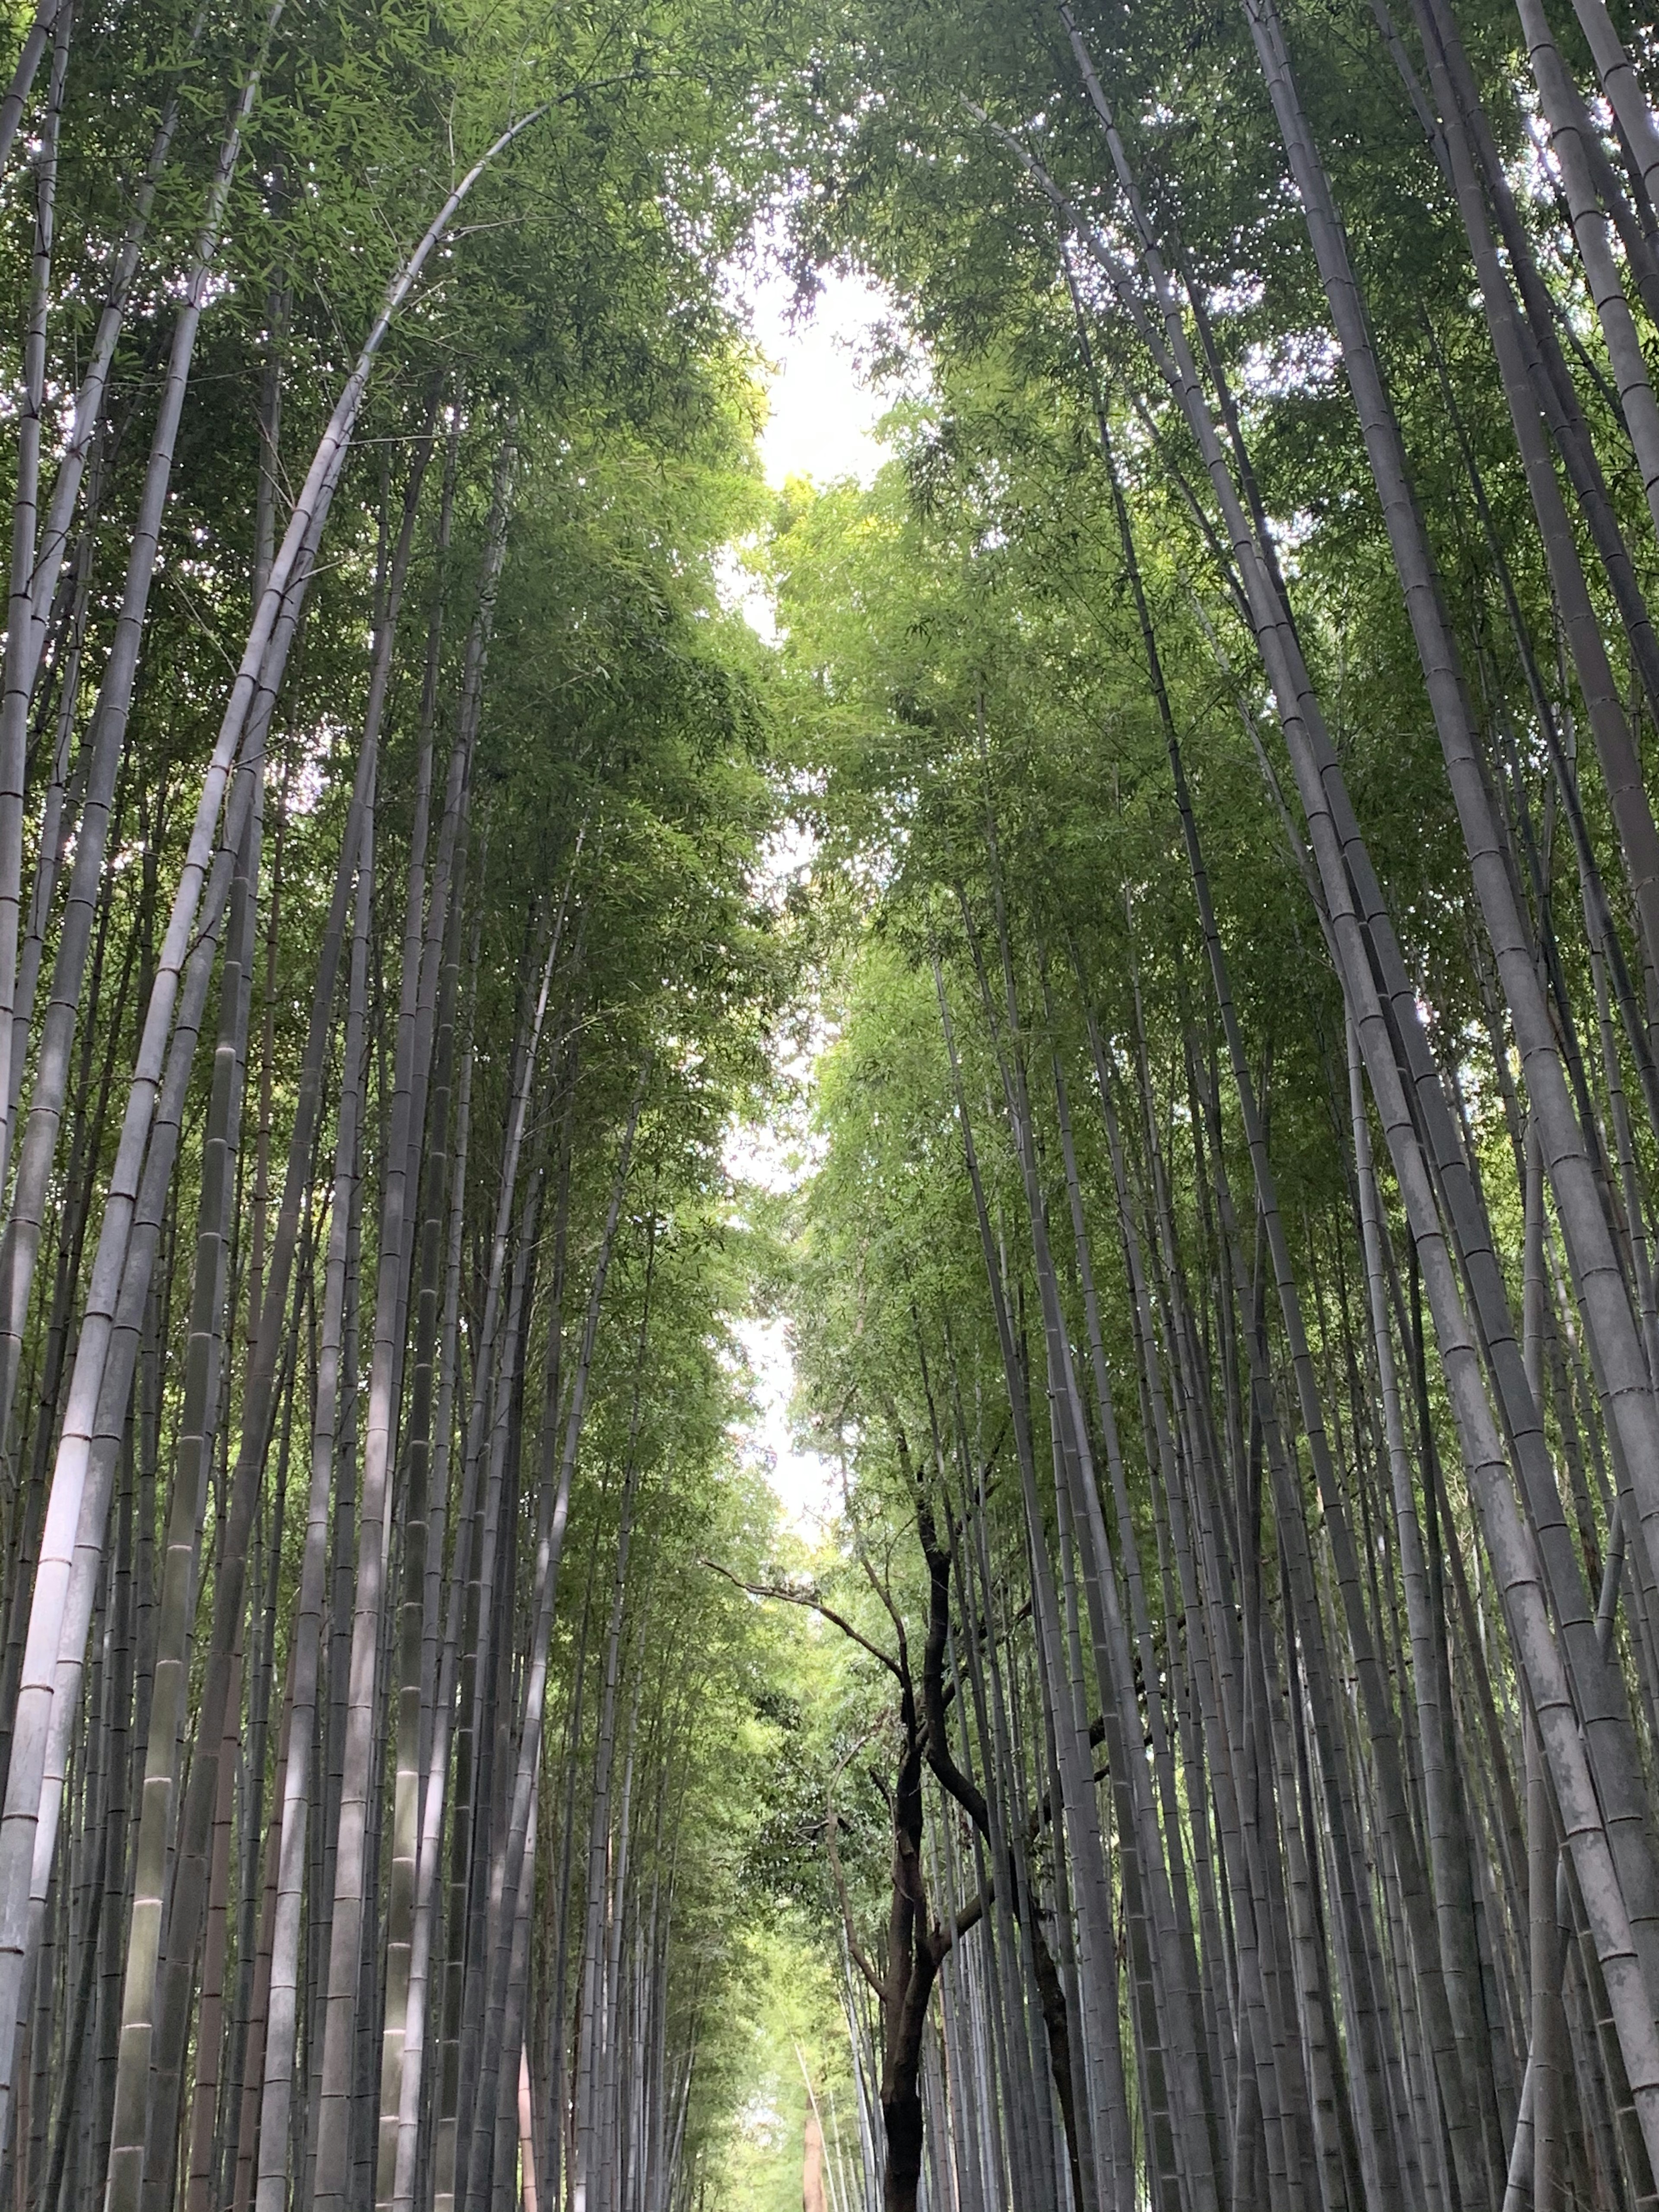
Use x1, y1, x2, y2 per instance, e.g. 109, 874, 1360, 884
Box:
9, 0, 1659, 2208
0, 4, 804, 2209
751, 2, 1659, 2209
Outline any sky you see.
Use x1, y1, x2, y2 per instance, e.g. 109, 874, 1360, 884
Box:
725, 980, 838, 1540
720, 253, 895, 1535
745, 258, 892, 489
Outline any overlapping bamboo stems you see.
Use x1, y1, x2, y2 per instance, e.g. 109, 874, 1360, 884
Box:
934, 1461, 1030, 2208
1093, 1013, 1319, 2212
1397, 2, 1659, 883
1378, 0, 1659, 1210
25, 904, 129, 2197
139, 419, 393, 2212
152, 466, 455, 2208
1518, 0, 1659, 547
1051, 994, 1222, 2109
243, 401, 445, 2211
473, 1073, 648, 2209
1344, 1019, 1483, 2193
1061, 5, 1659, 1866
931, 964, 1127, 2209
429, 628, 541, 2212
958, 878, 1145, 2212
389, 912, 480, 2212
0, 80, 581, 2200
189, 1287, 296, 2212
572, 1443, 645, 2212
252, 782, 372, 2212
923, 1783, 982, 2212
308, 411, 464, 2212
12, 759, 254, 2137
0, 1, 283, 1468
0, 779, 128, 1790
1560, 0, 1659, 212
1086, 326, 1482, 2196
433, 1098, 545, 2212
926, 982, 1079, 2198
1230, 0, 1659, 2166
0, 109, 547, 2152
988, 62, 1659, 2178
1163, 743, 1484, 2191
4, 8, 197, 817
0, 0, 69, 1224
102, 753, 263, 2212
539, 1494, 598, 2212
1132, 39, 1522, 2141
935, 1595, 1024, 2212
374, 404, 464, 2212
1000, 48, 1654, 2212
408, 825, 586, 2212
1076, 304, 1410, 2204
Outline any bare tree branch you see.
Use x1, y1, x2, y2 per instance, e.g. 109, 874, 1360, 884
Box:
700, 1560, 904, 1680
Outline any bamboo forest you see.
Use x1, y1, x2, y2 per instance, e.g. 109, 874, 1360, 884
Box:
16, 0, 1659, 2206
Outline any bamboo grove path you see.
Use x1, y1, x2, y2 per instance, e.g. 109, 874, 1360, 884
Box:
3, 0, 1659, 2209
